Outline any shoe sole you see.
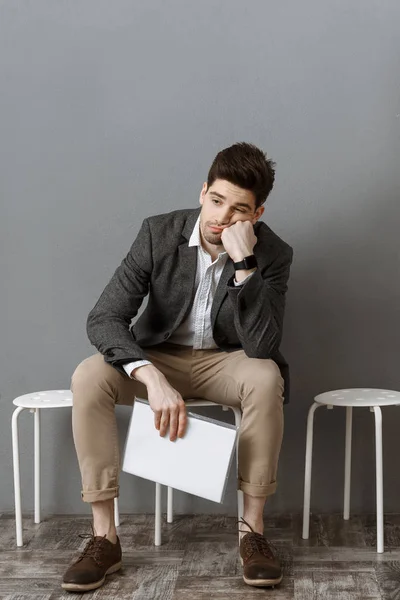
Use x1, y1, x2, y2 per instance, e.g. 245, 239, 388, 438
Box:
61, 561, 122, 592
243, 574, 283, 587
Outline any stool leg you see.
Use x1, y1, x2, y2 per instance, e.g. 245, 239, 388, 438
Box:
114, 498, 120, 527
167, 487, 173, 523
373, 406, 384, 553
343, 406, 353, 520
12, 407, 25, 547
155, 483, 162, 546
34, 408, 41, 524
302, 403, 320, 539
232, 408, 243, 542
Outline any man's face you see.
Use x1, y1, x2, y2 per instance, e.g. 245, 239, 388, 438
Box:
199, 179, 264, 248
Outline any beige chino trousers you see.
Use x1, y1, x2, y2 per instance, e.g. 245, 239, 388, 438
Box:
71, 344, 284, 502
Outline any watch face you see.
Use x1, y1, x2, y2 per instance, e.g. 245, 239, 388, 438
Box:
244, 256, 257, 269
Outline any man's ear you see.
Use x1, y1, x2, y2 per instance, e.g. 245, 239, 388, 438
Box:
252, 206, 264, 224
199, 182, 208, 205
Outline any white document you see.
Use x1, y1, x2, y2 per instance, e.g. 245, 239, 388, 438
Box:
122, 399, 238, 503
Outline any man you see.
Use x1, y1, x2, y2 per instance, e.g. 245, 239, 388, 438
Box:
62, 142, 293, 592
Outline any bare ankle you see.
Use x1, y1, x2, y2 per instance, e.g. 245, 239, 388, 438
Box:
94, 526, 118, 543
91, 499, 117, 542
241, 517, 264, 536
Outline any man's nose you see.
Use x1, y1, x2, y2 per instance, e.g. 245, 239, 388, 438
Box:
218, 208, 231, 225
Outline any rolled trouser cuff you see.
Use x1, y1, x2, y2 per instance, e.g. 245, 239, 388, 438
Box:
239, 480, 277, 497
81, 486, 119, 503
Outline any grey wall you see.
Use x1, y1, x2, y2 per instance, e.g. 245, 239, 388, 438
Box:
1, 0, 400, 518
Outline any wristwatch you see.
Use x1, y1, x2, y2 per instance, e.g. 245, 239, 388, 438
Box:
233, 255, 258, 271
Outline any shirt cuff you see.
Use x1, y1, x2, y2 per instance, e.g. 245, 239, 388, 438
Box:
234, 271, 255, 286
123, 360, 152, 379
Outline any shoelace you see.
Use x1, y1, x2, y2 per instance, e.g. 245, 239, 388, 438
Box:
238, 517, 276, 560
77, 526, 107, 567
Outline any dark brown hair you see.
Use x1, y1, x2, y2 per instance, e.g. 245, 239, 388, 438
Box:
207, 142, 276, 209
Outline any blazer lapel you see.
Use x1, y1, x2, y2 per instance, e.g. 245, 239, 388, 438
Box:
211, 258, 235, 328
181, 208, 201, 240
177, 242, 197, 303
174, 210, 200, 324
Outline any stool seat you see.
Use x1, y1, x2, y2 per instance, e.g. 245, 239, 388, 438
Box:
13, 390, 73, 409
315, 388, 400, 408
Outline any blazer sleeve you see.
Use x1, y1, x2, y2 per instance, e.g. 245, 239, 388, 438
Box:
86, 218, 153, 371
226, 244, 293, 358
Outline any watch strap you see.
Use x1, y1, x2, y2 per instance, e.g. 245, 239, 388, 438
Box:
233, 255, 258, 271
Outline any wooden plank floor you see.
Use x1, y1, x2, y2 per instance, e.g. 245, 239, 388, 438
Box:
1, 512, 400, 599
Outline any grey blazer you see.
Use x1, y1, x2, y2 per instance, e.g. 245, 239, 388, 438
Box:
87, 208, 294, 402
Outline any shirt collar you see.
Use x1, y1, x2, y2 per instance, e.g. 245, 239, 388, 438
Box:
188, 216, 201, 247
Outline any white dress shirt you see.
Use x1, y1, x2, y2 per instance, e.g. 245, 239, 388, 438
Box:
123, 216, 253, 378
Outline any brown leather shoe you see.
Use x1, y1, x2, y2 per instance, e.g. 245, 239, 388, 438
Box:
62, 532, 122, 592
239, 518, 282, 588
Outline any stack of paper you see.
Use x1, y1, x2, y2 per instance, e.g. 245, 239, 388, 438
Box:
122, 399, 238, 503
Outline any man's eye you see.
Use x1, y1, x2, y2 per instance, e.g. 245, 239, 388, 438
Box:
212, 199, 221, 205
235, 208, 246, 213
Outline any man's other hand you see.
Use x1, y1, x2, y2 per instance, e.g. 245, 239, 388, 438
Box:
133, 365, 187, 441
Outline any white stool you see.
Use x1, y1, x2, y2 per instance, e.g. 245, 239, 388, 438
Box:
302, 388, 400, 553
114, 400, 243, 546
12, 390, 73, 547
